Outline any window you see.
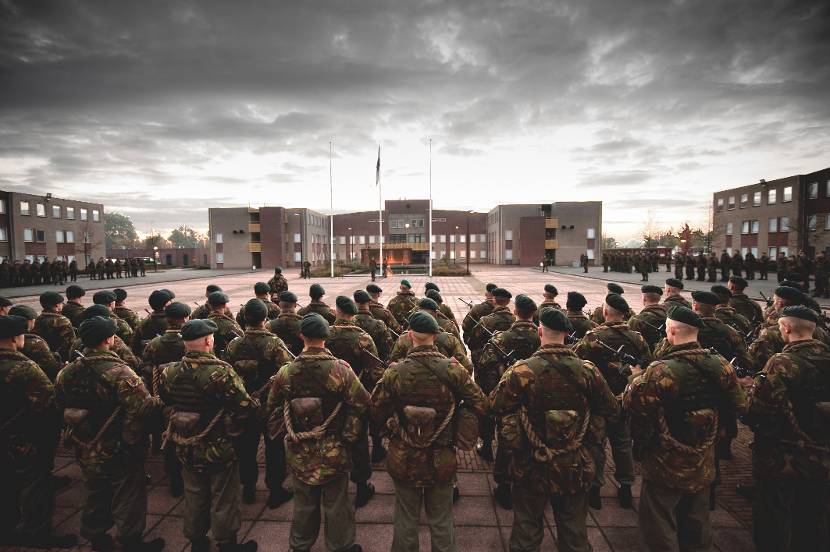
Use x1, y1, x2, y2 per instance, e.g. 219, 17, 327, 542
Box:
215, 233, 223, 244
726, 222, 733, 235
505, 249, 513, 260
480, 250, 487, 259
470, 250, 477, 259
293, 233, 301, 243
750, 246, 758, 257
470, 234, 477, 243
369, 235, 375, 244
827, 181, 830, 198
780, 246, 789, 257
52, 205, 61, 218
56, 230, 65, 243
479, 234, 486, 243
726, 247, 733, 255
459, 235, 466, 243
587, 228, 596, 239
780, 216, 790, 231
741, 221, 750, 234
459, 250, 466, 258
430, 250, 436, 260
294, 252, 301, 262
769, 218, 778, 233
36, 203, 45, 217
439, 234, 446, 243
825, 215, 830, 231
35, 230, 45, 242
751, 220, 759, 234
809, 182, 819, 199
769, 247, 777, 258
80, 208, 88, 221
783, 186, 792, 202
339, 236, 346, 245
450, 235, 456, 243
587, 249, 595, 260
808, 215, 817, 231
390, 219, 404, 229
83, 231, 91, 244
741, 247, 748, 256
359, 236, 366, 244
450, 250, 455, 260
216, 252, 224, 263
92, 209, 100, 222
65, 230, 74, 243
20, 201, 30, 215
727, 196, 735, 209
66, 206, 75, 219
0, 199, 5, 214
768, 189, 776, 204
411, 219, 424, 228
740, 193, 748, 208
753, 191, 761, 206
0, 228, 6, 241
716, 198, 724, 211
505, 230, 513, 241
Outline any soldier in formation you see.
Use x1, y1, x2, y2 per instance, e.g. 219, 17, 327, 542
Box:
192, 285, 232, 320
627, 284, 667, 351
113, 288, 140, 331
267, 267, 288, 300
386, 279, 418, 328
235, 282, 280, 329
565, 291, 595, 340
297, 283, 336, 324
461, 282, 496, 345
267, 291, 304, 357
366, 283, 403, 335
34, 291, 75, 362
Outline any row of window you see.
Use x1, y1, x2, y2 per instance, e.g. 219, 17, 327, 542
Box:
807, 213, 830, 231
0, 255, 77, 263
725, 217, 790, 235
15, 228, 82, 243
808, 181, 830, 199
14, 200, 100, 221
723, 247, 790, 258
389, 218, 425, 229
716, 186, 793, 211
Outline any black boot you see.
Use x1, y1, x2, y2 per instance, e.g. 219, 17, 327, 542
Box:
91, 534, 115, 552
493, 483, 512, 510
618, 484, 633, 509
191, 537, 210, 552
355, 482, 375, 508
475, 440, 493, 462
217, 539, 257, 552
121, 536, 165, 552
243, 485, 256, 504
588, 486, 602, 510
267, 487, 294, 509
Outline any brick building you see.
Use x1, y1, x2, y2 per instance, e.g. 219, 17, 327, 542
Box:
106, 246, 210, 268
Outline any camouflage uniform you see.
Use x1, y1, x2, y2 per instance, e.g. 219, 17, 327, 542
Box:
371, 345, 489, 552
354, 309, 394, 362
55, 349, 160, 543
729, 292, 764, 328
744, 339, 830, 552
62, 301, 85, 329
225, 329, 292, 496
191, 303, 233, 320
369, 300, 402, 335
389, 330, 473, 373
112, 313, 134, 344
297, 301, 336, 325
663, 293, 692, 310
236, 299, 279, 330
386, 290, 418, 328
628, 304, 668, 351
531, 300, 562, 325
749, 323, 830, 372
159, 351, 257, 546
466, 306, 516, 368
130, 311, 168, 358
33, 311, 75, 362
590, 305, 635, 326
267, 273, 288, 298
574, 322, 652, 492
267, 311, 304, 357
114, 305, 140, 331
21, 332, 63, 381
625, 342, 747, 552
566, 311, 595, 340
461, 300, 494, 345
72, 335, 141, 371
437, 303, 457, 328
714, 304, 752, 336
207, 312, 243, 356
266, 346, 370, 552
490, 343, 620, 552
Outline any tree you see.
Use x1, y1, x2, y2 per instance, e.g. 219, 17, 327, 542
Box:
602, 235, 617, 250
168, 226, 199, 248
105, 212, 138, 249
144, 234, 165, 250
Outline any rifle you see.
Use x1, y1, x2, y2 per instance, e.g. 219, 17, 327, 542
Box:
640, 320, 666, 336
758, 292, 772, 307
472, 318, 516, 364
565, 331, 579, 345
729, 356, 755, 379
278, 341, 297, 360
593, 337, 639, 373
360, 347, 388, 369
387, 326, 401, 340
459, 298, 475, 309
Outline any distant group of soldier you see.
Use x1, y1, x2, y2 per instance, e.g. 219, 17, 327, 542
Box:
1, 261, 829, 552
0, 257, 148, 289
86, 257, 148, 280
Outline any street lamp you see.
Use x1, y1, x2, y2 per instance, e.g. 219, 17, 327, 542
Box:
404, 223, 410, 266
465, 213, 471, 275
454, 225, 459, 264
153, 245, 159, 273
348, 227, 353, 262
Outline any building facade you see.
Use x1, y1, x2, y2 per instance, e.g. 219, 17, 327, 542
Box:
0, 190, 106, 267
712, 166, 830, 259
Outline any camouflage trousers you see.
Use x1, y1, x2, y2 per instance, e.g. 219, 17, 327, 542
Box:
181, 462, 241, 544
510, 482, 590, 552
237, 421, 286, 491
290, 473, 355, 552
753, 477, 829, 552
80, 456, 148, 541
639, 479, 710, 552
0, 456, 55, 538
590, 418, 634, 488
392, 481, 455, 552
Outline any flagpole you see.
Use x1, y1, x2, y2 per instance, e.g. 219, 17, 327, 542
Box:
329, 140, 334, 278
428, 138, 433, 278
377, 145, 383, 279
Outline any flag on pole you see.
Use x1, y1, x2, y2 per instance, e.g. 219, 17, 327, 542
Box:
375, 146, 381, 186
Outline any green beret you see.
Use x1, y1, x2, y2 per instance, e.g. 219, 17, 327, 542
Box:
425, 282, 439, 292
39, 291, 64, 308
335, 296, 357, 315
418, 298, 439, 311
279, 291, 298, 303
666, 278, 684, 290
666, 305, 703, 329
729, 276, 748, 290
254, 282, 270, 295
515, 294, 537, 312
544, 284, 558, 296
691, 291, 720, 306
180, 319, 218, 341
80, 305, 111, 321
781, 305, 818, 324
300, 313, 330, 339
353, 290, 371, 304
160, 289, 176, 299
366, 284, 382, 294
244, 298, 268, 322
9, 304, 37, 320
539, 307, 573, 332
607, 283, 624, 294
400, 279, 412, 290
149, 290, 171, 311
165, 302, 192, 319
206, 284, 222, 294
310, 284, 325, 299
425, 289, 442, 303
93, 290, 117, 305
641, 285, 663, 296
605, 293, 629, 314
408, 311, 440, 334
113, 288, 128, 302
780, 280, 803, 291
0, 315, 29, 338
0, 296, 10, 307
274, 267, 282, 274
207, 291, 229, 306
566, 291, 587, 310
774, 286, 803, 305
485, 283, 497, 293
492, 288, 512, 299
79, 316, 118, 347
65, 285, 85, 299
710, 285, 731, 301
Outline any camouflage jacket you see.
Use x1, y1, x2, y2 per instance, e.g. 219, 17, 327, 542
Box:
628, 304, 668, 350
369, 301, 402, 335
226, 329, 292, 394
663, 294, 692, 310
467, 306, 517, 361
745, 339, 830, 480
490, 343, 620, 494
192, 303, 233, 320
62, 301, 85, 328
532, 300, 562, 325
159, 351, 256, 474
236, 299, 280, 330
747, 324, 830, 372
389, 330, 473, 374
112, 313, 134, 344
437, 303, 457, 327
113, 305, 140, 331
566, 311, 596, 340
476, 320, 541, 393
354, 310, 393, 362
267, 347, 370, 486
624, 342, 747, 492
55, 348, 160, 475
0, 347, 56, 464
386, 290, 418, 327
461, 300, 494, 345
207, 312, 243, 356
654, 317, 753, 372
729, 293, 763, 327
714, 305, 752, 336
371, 345, 489, 487
22, 333, 63, 382
33, 311, 75, 362
574, 321, 652, 395
141, 329, 186, 396
131, 311, 169, 358
325, 319, 383, 389
590, 305, 635, 325
71, 335, 140, 371
298, 301, 336, 325
267, 312, 304, 357
267, 274, 288, 296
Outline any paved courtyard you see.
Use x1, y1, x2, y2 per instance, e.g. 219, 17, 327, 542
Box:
9, 266, 757, 551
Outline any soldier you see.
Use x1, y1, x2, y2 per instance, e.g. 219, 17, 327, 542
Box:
226, 299, 294, 508
141, 302, 190, 497
758, 252, 769, 280
744, 305, 830, 552
719, 250, 731, 281
813, 250, 828, 298
575, 293, 652, 509
707, 253, 718, 282
71, 305, 141, 371
113, 288, 140, 331
386, 279, 418, 328
639, 253, 651, 281
55, 316, 164, 552
663, 277, 692, 309
205, 292, 243, 356
158, 320, 258, 552
366, 283, 403, 335
353, 290, 393, 362
695, 252, 706, 281
34, 291, 75, 362
674, 252, 685, 280
731, 250, 744, 278
93, 290, 134, 344
266, 313, 368, 552
267, 291, 305, 357
236, 282, 280, 330
0, 296, 9, 316
425, 289, 458, 329
371, 311, 489, 551
10, 304, 63, 382
69, 258, 78, 282
625, 306, 747, 551
131, 290, 172, 358
461, 282, 497, 345
776, 252, 788, 282
727, 276, 764, 328
416, 297, 459, 338
490, 308, 620, 552
63, 284, 86, 328
591, 283, 634, 324
711, 285, 752, 336
267, 267, 288, 301
628, 285, 668, 351
467, 287, 516, 370
745, 250, 757, 280
476, 295, 541, 508
297, 283, 336, 324
388, 312, 473, 373
325, 296, 382, 507
0, 315, 77, 549
565, 291, 595, 339
192, 285, 233, 320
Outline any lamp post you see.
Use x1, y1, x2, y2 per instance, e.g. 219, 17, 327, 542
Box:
465, 212, 471, 275
293, 212, 303, 269
348, 227, 354, 262
404, 223, 410, 265
454, 225, 459, 264
153, 245, 159, 273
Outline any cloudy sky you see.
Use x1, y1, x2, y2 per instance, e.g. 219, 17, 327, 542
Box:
1, 0, 828, 243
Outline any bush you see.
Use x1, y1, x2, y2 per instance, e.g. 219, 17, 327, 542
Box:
431, 264, 469, 276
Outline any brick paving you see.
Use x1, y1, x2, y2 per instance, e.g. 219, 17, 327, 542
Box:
8, 266, 757, 551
